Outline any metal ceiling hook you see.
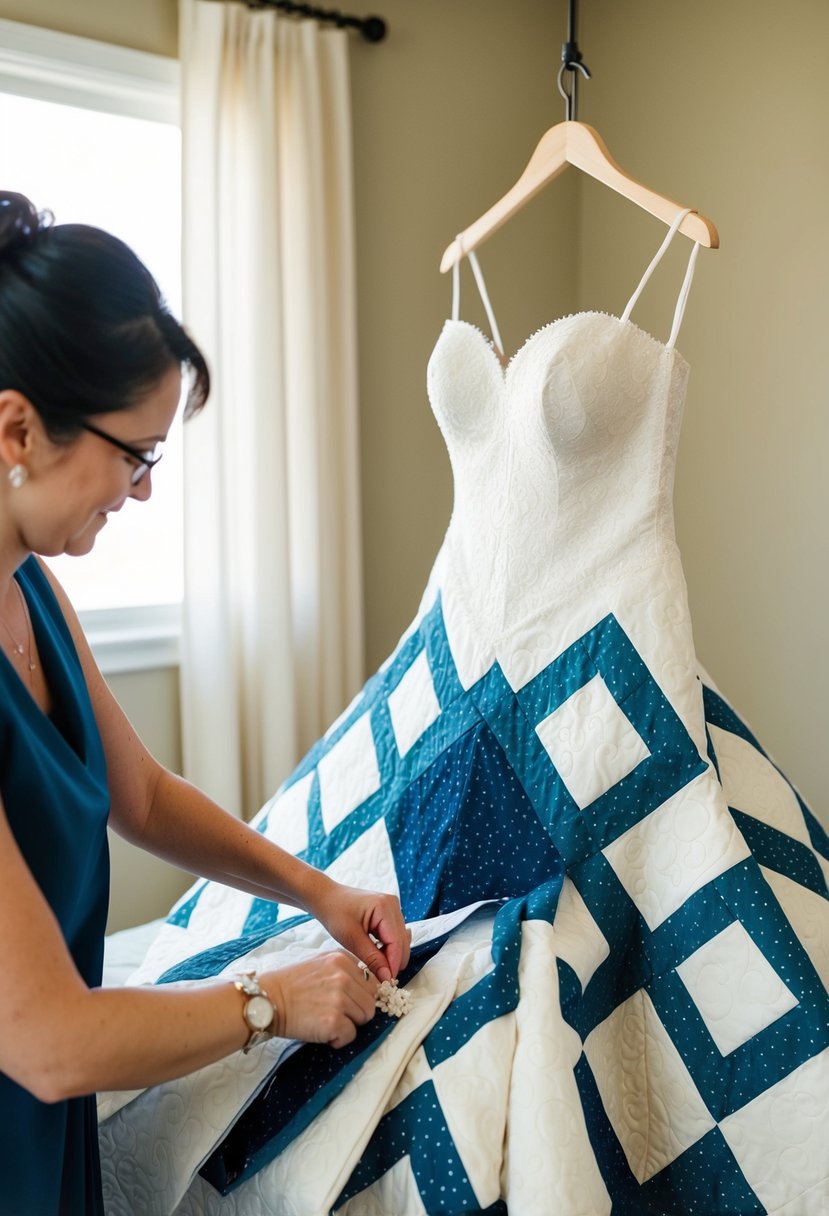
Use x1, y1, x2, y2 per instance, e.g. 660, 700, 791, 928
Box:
557, 58, 590, 121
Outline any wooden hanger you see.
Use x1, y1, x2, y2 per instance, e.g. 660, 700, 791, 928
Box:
440, 120, 719, 272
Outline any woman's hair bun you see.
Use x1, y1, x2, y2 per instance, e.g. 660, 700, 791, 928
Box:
0, 191, 52, 256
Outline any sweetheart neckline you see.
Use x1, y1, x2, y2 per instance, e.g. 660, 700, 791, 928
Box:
437, 311, 689, 381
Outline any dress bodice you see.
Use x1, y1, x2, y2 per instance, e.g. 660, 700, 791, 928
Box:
422, 211, 703, 695
429, 312, 689, 625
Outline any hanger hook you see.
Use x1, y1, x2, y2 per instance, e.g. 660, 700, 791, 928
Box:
557, 56, 591, 122
558, 0, 591, 123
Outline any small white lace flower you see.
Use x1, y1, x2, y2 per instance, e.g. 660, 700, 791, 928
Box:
375, 978, 413, 1017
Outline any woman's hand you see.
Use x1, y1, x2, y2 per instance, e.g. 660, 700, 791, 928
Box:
262, 952, 378, 1048
308, 882, 411, 983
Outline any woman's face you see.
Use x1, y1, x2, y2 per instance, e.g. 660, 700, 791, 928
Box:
18, 365, 182, 558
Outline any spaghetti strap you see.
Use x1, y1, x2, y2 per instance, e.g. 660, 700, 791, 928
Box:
451, 237, 504, 357
666, 241, 700, 348
621, 208, 702, 349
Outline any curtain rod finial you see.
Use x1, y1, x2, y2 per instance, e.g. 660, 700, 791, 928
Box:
361, 16, 386, 41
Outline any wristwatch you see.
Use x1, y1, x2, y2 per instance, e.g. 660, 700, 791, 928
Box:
233, 970, 277, 1053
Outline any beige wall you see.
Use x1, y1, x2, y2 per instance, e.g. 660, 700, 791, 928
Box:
349, 0, 572, 668
0, 0, 176, 55
577, 0, 828, 822
105, 668, 193, 930
2, 0, 825, 933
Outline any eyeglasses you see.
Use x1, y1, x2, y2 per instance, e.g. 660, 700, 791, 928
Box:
80, 421, 163, 486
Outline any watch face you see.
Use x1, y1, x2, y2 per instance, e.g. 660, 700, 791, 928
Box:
246, 994, 274, 1031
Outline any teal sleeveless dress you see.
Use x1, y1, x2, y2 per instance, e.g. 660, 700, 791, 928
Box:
0, 556, 110, 1216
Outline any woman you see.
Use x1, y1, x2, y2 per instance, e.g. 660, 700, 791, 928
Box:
0, 191, 409, 1216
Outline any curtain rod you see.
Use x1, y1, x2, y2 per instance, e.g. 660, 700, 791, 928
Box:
243, 1, 387, 41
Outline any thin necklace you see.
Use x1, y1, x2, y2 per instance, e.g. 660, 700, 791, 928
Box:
0, 579, 36, 674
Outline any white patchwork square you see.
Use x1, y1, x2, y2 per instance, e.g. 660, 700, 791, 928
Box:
125, 920, 203, 985
761, 867, 829, 991
584, 989, 716, 1183
325, 817, 400, 899
263, 772, 313, 856
676, 920, 798, 1056
719, 1048, 829, 1213
339, 1156, 430, 1216
387, 650, 441, 757
431, 1017, 513, 1210
278, 820, 401, 922
821, 849, 829, 886
386, 1047, 433, 1112
551, 877, 610, 991
322, 690, 365, 741
603, 769, 752, 929
184, 881, 253, 944
708, 724, 812, 847
535, 673, 650, 809
318, 714, 381, 834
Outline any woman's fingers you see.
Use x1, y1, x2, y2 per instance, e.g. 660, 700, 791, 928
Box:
367, 903, 411, 981
337, 890, 411, 982
262, 952, 379, 1047
311, 885, 411, 983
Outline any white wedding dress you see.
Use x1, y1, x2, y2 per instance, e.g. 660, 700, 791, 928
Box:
100, 212, 829, 1216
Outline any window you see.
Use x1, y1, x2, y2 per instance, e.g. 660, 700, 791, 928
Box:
0, 18, 182, 671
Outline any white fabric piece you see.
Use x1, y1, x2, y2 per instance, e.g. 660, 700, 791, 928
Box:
101, 918, 166, 987
602, 769, 752, 930
762, 866, 829, 990
667, 239, 701, 348
165, 912, 498, 1216
504, 921, 612, 1214
262, 772, 313, 855
535, 672, 651, 809
584, 989, 716, 1183
388, 649, 442, 758
318, 713, 381, 833
431, 1014, 514, 1210
178, 0, 364, 816
719, 1048, 829, 1212
548, 876, 610, 991
183, 876, 253, 941
278, 812, 399, 921
324, 817, 400, 898
709, 723, 813, 846
676, 920, 799, 1055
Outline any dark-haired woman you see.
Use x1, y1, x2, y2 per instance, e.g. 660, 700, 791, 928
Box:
0, 192, 409, 1216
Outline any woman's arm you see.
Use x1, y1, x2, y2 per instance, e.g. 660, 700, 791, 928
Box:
0, 793, 377, 1102
38, 561, 410, 982
117, 767, 408, 982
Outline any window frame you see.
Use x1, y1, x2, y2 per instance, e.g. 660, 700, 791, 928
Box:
0, 17, 182, 674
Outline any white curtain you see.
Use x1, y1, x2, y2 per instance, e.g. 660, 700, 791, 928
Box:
178, 0, 364, 817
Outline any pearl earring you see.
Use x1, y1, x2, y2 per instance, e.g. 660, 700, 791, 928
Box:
8, 464, 28, 489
